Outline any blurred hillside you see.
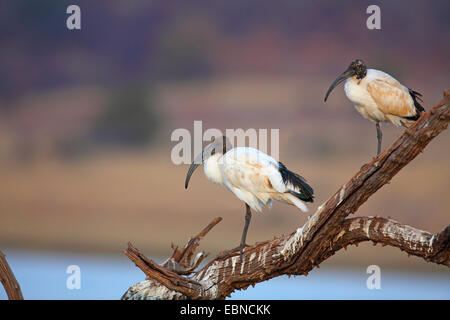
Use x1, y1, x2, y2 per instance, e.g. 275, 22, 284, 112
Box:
0, 1, 449, 270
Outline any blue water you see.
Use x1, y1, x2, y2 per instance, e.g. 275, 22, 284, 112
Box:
0, 249, 448, 300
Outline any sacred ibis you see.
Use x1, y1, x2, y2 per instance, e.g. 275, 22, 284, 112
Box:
324, 59, 425, 155
185, 136, 314, 259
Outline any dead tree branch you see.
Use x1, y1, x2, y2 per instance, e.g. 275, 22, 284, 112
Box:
122, 89, 450, 300
161, 217, 222, 275
0, 250, 24, 300
334, 217, 449, 265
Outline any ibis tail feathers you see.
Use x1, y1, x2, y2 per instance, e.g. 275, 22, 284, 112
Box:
285, 193, 309, 213
278, 162, 314, 203
403, 89, 425, 121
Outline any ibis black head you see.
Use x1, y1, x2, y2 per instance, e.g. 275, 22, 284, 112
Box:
184, 136, 232, 189
324, 59, 367, 102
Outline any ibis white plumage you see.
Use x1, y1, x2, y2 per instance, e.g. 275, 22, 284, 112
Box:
324, 59, 424, 155
185, 136, 314, 259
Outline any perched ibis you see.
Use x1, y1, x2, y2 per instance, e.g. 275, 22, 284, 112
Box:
324, 59, 424, 155
185, 136, 314, 259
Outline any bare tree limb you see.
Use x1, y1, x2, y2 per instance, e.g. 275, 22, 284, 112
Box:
161, 217, 222, 275
122, 89, 450, 300
333, 217, 449, 265
0, 250, 24, 300
122, 217, 223, 299
124, 242, 203, 299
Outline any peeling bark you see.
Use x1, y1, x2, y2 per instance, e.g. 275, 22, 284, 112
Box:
122, 89, 450, 300
334, 217, 449, 265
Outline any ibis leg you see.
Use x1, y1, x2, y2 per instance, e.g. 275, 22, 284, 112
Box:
239, 204, 252, 260
376, 123, 382, 155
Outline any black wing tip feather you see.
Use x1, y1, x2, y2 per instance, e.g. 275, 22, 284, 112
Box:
289, 190, 314, 203
278, 162, 314, 203
403, 88, 425, 121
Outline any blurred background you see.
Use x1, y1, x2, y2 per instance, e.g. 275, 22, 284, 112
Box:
0, 1, 449, 299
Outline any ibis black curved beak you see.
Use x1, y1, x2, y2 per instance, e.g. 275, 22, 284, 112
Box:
185, 151, 203, 189
185, 162, 200, 189
324, 67, 355, 102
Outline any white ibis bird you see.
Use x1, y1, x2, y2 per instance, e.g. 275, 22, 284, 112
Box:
324, 59, 425, 155
185, 136, 314, 259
